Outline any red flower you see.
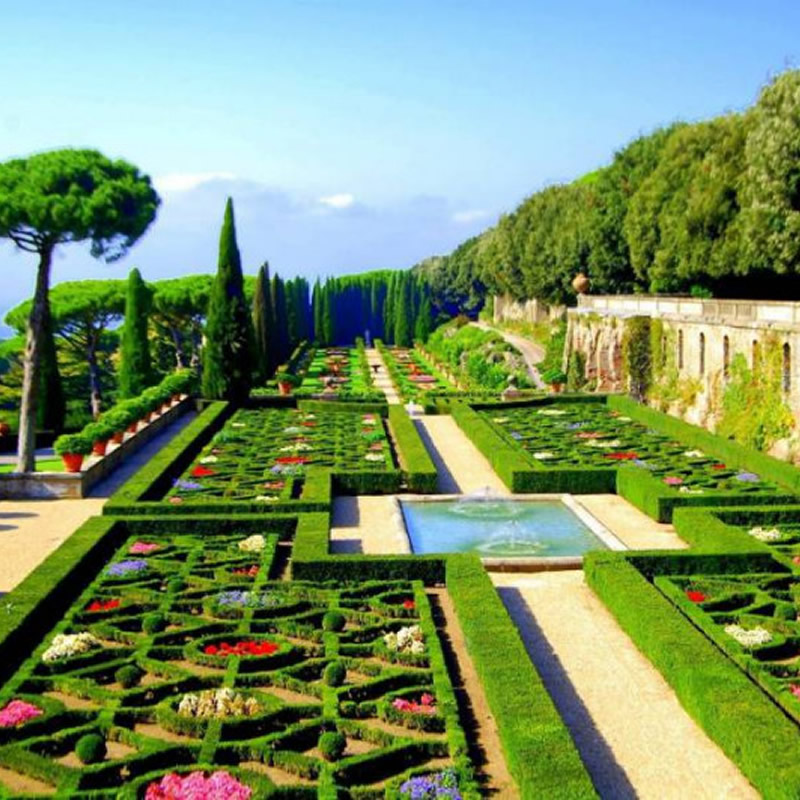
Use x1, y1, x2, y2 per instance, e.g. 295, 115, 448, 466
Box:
87, 599, 121, 613
276, 456, 310, 464
603, 452, 639, 460
204, 645, 218, 655
402, 599, 415, 610
712, 464, 726, 470
205, 639, 279, 657
686, 590, 707, 603
191, 465, 215, 478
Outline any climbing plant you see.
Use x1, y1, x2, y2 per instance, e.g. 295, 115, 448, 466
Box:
717, 336, 794, 451
622, 316, 651, 402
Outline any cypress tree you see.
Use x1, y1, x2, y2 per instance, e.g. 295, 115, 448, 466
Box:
119, 267, 153, 398
37, 310, 66, 432
286, 278, 300, 347
384, 273, 396, 345
202, 198, 254, 402
394, 274, 413, 347
252, 262, 275, 382
322, 281, 334, 346
271, 274, 290, 363
414, 291, 434, 343
312, 279, 322, 344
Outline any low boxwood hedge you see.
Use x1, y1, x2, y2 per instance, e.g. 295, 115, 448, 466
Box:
388, 406, 438, 493
585, 551, 800, 797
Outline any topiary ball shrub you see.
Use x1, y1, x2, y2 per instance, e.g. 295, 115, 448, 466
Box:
75, 733, 107, 764
115, 664, 144, 689
324, 660, 346, 687
142, 613, 167, 634
322, 611, 346, 632
318, 731, 346, 761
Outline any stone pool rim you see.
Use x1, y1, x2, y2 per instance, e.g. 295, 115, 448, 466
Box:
393, 492, 627, 570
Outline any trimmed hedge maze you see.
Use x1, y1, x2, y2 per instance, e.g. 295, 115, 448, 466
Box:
0, 527, 479, 798
167, 408, 396, 505
453, 395, 800, 520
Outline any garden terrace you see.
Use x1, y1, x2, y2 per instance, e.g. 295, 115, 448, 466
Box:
0, 520, 480, 798
585, 542, 800, 797
456, 395, 800, 521
166, 408, 397, 506
252, 345, 385, 404
376, 344, 455, 401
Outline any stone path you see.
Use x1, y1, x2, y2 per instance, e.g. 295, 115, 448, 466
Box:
330, 496, 409, 554
413, 415, 508, 494
492, 571, 757, 800
0, 498, 106, 592
366, 347, 401, 404
472, 321, 546, 388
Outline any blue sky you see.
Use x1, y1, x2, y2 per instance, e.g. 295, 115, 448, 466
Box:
1, 0, 798, 331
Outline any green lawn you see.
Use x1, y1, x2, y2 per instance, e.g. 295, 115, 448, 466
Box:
0, 458, 64, 474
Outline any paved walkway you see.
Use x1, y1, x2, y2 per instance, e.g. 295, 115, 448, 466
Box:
492, 571, 756, 800
330, 496, 410, 554
0, 498, 106, 592
414, 415, 509, 494
472, 321, 546, 388
366, 347, 401, 405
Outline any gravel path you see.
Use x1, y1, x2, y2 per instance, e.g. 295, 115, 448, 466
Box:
471, 321, 547, 388
493, 571, 757, 800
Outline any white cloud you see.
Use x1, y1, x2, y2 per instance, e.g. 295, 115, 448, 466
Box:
318, 192, 356, 209
451, 209, 488, 223
154, 171, 236, 193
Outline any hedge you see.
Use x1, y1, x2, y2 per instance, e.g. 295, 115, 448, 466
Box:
387, 406, 438, 493
615, 463, 797, 523
608, 394, 800, 494
104, 401, 231, 514
585, 552, 800, 798
0, 516, 125, 686
446, 556, 596, 799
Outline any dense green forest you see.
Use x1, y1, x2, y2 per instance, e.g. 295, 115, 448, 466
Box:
415, 69, 800, 308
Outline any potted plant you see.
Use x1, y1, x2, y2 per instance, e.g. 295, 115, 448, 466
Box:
100, 409, 128, 444
541, 368, 567, 394
84, 420, 115, 457
54, 433, 92, 473
276, 372, 302, 396
0, 420, 10, 437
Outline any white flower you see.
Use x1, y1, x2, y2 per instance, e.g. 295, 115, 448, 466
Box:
283, 426, 302, 434
255, 495, 278, 503
238, 535, 266, 552
724, 624, 773, 647
616, 416, 632, 422
536, 409, 567, 416
199, 455, 219, 464
492, 417, 510, 424
532, 452, 555, 460
178, 688, 260, 718
748, 526, 782, 542
385, 625, 425, 654
42, 632, 101, 663
678, 486, 704, 494
683, 450, 705, 458
231, 423, 246, 428
364, 453, 385, 462
585, 439, 622, 449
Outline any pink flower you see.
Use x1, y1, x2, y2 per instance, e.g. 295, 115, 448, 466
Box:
145, 771, 251, 800
0, 700, 42, 727
663, 476, 683, 486
790, 684, 800, 700
130, 541, 160, 554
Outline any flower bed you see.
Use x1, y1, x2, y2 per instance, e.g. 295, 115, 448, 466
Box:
0, 526, 478, 797
164, 406, 397, 504
482, 402, 782, 500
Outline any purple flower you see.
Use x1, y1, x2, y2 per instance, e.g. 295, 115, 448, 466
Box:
174, 479, 202, 491
735, 472, 760, 483
566, 422, 585, 430
107, 559, 148, 577
400, 770, 461, 799
510, 432, 522, 440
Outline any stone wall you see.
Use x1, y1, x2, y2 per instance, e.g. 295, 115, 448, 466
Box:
566, 295, 800, 459
493, 294, 564, 326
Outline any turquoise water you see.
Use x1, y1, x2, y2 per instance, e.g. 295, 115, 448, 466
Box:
401, 499, 607, 557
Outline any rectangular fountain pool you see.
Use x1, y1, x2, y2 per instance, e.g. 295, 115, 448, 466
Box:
400, 496, 616, 558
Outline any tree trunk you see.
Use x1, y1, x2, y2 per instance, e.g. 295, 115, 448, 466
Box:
17, 246, 53, 472
170, 326, 186, 368
87, 333, 103, 419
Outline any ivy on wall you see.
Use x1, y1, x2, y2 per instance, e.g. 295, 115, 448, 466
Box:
717, 335, 794, 451
622, 316, 651, 401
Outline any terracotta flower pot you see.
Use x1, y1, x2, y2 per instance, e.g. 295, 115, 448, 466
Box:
278, 382, 292, 396
127, 422, 139, 434
92, 440, 108, 457
172, 394, 181, 404
111, 431, 124, 445
572, 273, 590, 294
549, 383, 564, 394
0, 422, 10, 436
62, 453, 84, 473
